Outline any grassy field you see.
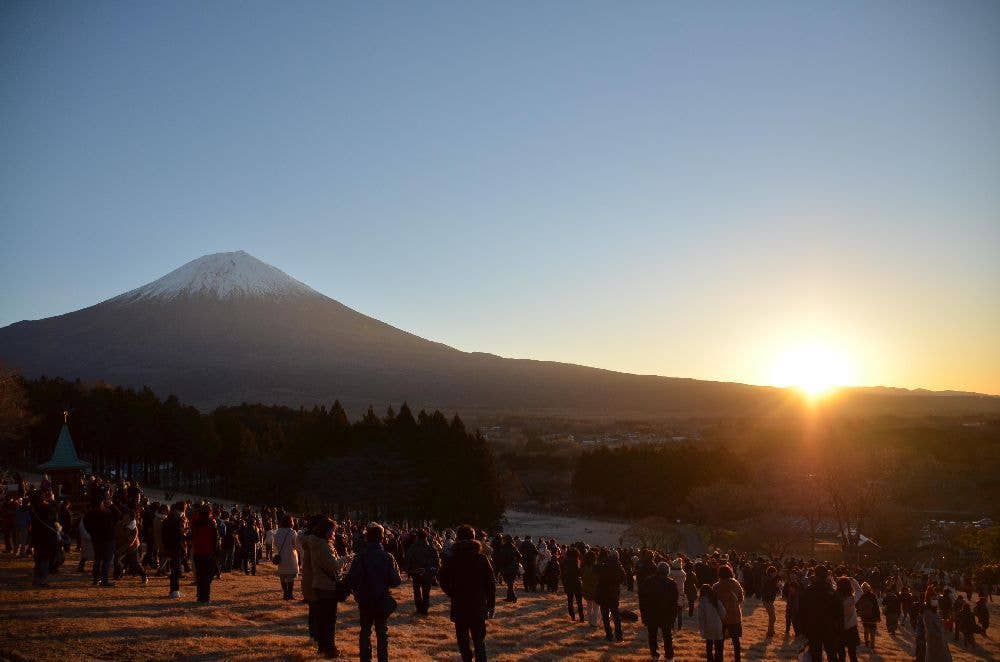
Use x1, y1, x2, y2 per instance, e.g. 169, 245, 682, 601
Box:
1, 552, 997, 661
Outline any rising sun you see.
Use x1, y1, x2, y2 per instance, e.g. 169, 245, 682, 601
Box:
770, 343, 853, 398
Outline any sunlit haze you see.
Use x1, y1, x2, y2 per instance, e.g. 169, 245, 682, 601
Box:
769, 343, 854, 399
2, 3, 999, 395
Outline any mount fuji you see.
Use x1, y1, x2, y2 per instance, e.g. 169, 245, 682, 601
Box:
1, 251, 997, 418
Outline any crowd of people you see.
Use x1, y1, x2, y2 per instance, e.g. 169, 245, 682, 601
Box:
2, 472, 996, 662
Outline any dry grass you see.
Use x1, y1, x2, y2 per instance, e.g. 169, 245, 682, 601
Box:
1, 553, 997, 661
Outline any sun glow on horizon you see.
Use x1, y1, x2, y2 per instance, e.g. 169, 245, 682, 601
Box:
770, 342, 855, 398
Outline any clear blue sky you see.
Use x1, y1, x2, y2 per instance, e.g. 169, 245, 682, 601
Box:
2, 2, 999, 393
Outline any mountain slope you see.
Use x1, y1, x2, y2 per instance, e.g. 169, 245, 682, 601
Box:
1, 251, 997, 418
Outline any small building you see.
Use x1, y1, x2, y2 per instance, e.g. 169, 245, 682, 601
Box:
38, 414, 91, 500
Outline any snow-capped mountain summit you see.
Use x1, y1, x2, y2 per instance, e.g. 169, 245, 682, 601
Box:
113, 251, 319, 302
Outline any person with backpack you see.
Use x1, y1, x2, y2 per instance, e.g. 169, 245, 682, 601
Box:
438, 524, 496, 662
273, 514, 299, 600
238, 515, 260, 575
639, 561, 679, 661
856, 581, 881, 649
698, 583, 727, 662
403, 528, 439, 615
347, 523, 402, 662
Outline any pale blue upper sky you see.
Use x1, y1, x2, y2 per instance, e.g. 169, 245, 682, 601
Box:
2, 2, 999, 393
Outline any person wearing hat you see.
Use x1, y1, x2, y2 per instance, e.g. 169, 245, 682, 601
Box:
639, 561, 680, 660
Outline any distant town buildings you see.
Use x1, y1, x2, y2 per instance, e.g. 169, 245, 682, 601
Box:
477, 425, 700, 448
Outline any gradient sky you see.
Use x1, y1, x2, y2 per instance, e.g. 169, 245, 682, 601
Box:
2, 2, 999, 394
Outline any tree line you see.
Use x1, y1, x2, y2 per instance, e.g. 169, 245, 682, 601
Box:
570, 444, 748, 519
3, 375, 505, 528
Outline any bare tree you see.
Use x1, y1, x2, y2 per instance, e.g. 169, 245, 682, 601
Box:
785, 472, 828, 554
736, 512, 805, 559
622, 516, 682, 552
820, 448, 887, 561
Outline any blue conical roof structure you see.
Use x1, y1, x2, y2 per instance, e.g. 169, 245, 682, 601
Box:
39, 424, 91, 471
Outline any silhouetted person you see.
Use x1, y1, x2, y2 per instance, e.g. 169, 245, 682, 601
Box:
639, 562, 679, 660
439, 524, 496, 662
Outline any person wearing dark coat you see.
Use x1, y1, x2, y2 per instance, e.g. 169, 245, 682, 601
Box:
29, 494, 60, 587
635, 550, 658, 586
639, 562, 680, 660
439, 525, 496, 662
83, 498, 117, 588
493, 536, 522, 602
347, 523, 402, 662
798, 566, 842, 662
760, 565, 780, 637
161, 501, 187, 598
561, 547, 584, 621
883, 586, 902, 635
596, 550, 627, 642
519, 536, 539, 592
238, 518, 260, 575
973, 594, 989, 634
403, 529, 440, 615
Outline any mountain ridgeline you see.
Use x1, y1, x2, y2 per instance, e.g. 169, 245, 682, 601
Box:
1, 251, 997, 419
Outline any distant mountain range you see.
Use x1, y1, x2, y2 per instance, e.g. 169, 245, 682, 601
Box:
2, 251, 997, 419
